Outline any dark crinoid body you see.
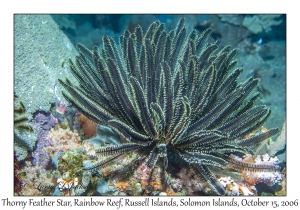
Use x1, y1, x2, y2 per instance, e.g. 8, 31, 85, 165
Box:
59, 18, 279, 195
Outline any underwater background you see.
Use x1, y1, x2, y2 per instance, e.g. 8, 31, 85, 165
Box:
14, 14, 286, 196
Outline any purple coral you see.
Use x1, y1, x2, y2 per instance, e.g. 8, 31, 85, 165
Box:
31, 112, 59, 168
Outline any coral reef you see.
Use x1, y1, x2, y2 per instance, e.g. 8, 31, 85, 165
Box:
31, 112, 59, 167
242, 15, 282, 34
39, 127, 81, 169
173, 167, 209, 195
55, 149, 88, 196
14, 151, 23, 195
219, 176, 256, 196
19, 161, 56, 196
46, 128, 81, 154
218, 14, 283, 35
14, 15, 286, 197
59, 18, 281, 195
31, 101, 82, 168
219, 15, 244, 26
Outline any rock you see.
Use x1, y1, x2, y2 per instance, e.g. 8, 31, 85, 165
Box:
14, 14, 79, 160
14, 14, 78, 118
